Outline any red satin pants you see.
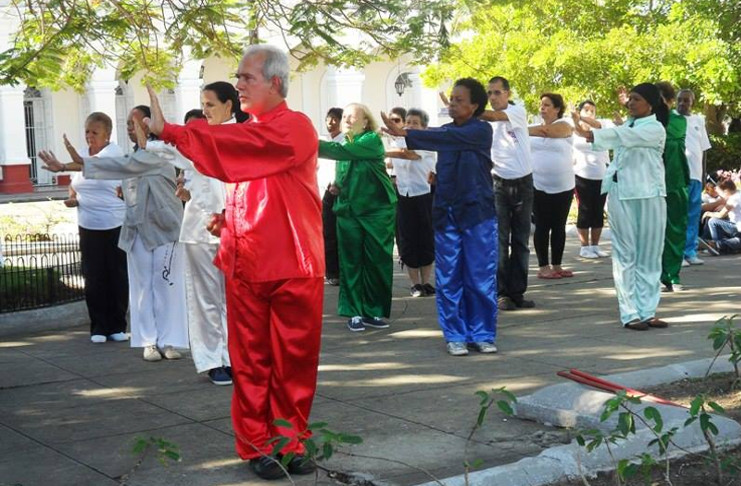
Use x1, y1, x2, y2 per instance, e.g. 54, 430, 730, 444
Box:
225, 276, 324, 459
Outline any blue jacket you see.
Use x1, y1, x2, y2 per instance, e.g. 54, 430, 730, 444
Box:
405, 118, 495, 230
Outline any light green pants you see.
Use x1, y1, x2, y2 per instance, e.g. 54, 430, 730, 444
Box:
608, 193, 667, 325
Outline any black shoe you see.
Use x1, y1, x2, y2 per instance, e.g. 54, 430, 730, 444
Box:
208, 367, 232, 386
286, 454, 316, 475
224, 366, 232, 378
410, 284, 424, 297
498, 296, 516, 311
249, 456, 286, 480
362, 317, 389, 329
513, 298, 535, 309
422, 283, 436, 296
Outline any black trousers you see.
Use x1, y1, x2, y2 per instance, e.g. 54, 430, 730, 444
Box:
533, 189, 574, 267
574, 175, 606, 229
396, 192, 434, 268
79, 226, 129, 336
322, 190, 340, 279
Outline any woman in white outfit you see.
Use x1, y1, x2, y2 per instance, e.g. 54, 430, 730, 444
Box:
572, 100, 612, 259
63, 112, 129, 344
145, 82, 248, 385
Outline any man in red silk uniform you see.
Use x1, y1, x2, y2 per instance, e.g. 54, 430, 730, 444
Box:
145, 45, 324, 480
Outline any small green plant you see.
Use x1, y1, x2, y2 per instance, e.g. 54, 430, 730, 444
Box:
463, 387, 517, 485
707, 314, 741, 382
684, 395, 726, 484
116, 436, 181, 484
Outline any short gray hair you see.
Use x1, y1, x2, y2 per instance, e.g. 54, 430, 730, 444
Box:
243, 44, 290, 98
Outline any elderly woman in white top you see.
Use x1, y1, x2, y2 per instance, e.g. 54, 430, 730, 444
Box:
573, 100, 612, 259
528, 93, 575, 279
141, 81, 249, 386
385, 108, 437, 297
62, 112, 129, 344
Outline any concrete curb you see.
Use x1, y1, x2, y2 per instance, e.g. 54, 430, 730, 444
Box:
416, 356, 741, 486
0, 300, 88, 338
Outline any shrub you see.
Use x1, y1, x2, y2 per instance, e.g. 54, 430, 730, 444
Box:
707, 133, 741, 175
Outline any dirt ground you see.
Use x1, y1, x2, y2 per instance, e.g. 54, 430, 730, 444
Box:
554, 371, 741, 485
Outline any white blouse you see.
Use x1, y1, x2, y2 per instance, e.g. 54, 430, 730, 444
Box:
530, 119, 575, 194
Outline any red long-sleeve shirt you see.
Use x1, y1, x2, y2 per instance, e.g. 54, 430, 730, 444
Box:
160, 101, 324, 282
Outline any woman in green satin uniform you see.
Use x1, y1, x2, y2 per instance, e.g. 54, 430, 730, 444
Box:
319, 103, 398, 332
656, 82, 689, 292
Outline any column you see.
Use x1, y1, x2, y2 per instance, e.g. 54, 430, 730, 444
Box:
174, 58, 203, 124
0, 84, 32, 194
86, 67, 120, 142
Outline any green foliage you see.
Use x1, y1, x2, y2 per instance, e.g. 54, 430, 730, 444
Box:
707, 314, 741, 379
706, 134, 741, 174
132, 436, 181, 466
1, 0, 454, 90
424, 0, 741, 117
268, 418, 363, 467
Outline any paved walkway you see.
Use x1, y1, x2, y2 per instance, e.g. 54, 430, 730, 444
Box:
1, 239, 739, 486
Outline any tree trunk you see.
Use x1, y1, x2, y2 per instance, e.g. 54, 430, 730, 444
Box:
703, 104, 728, 135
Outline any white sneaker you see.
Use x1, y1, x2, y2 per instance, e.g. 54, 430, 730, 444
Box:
446, 342, 469, 356
579, 246, 598, 259
108, 332, 129, 342
681, 259, 690, 267
686, 255, 704, 265
591, 245, 609, 257
143, 345, 162, 362
159, 346, 182, 360
90, 335, 106, 344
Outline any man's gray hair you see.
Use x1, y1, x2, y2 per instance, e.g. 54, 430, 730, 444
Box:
243, 44, 290, 98
678, 88, 695, 100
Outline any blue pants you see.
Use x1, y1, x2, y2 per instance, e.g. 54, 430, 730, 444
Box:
704, 218, 741, 253
435, 211, 498, 343
684, 179, 702, 259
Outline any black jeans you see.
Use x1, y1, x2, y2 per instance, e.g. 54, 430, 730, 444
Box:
533, 188, 574, 267
322, 190, 340, 279
79, 226, 129, 336
494, 173, 533, 301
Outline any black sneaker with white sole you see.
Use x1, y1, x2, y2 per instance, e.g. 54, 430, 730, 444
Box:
362, 317, 389, 329
208, 367, 233, 386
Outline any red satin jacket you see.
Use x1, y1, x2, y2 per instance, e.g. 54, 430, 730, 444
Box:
160, 101, 324, 282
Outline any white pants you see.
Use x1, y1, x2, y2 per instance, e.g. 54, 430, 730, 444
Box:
128, 236, 188, 348
184, 243, 230, 373
608, 193, 667, 325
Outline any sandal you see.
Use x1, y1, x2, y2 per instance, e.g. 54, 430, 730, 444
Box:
556, 269, 574, 278
537, 269, 562, 279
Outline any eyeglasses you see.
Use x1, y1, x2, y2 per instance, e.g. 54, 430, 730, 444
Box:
389, 117, 403, 123
488, 90, 507, 96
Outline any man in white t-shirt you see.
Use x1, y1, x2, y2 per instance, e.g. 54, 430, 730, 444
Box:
480, 76, 534, 310
677, 89, 712, 265
702, 178, 741, 254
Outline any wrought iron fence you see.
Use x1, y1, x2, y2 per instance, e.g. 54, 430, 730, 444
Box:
0, 233, 84, 313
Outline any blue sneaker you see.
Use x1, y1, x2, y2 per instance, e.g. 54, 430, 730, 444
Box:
208, 367, 233, 386
362, 317, 389, 329
347, 316, 365, 332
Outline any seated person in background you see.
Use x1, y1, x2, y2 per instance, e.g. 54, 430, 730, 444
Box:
701, 179, 726, 214
701, 178, 741, 254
